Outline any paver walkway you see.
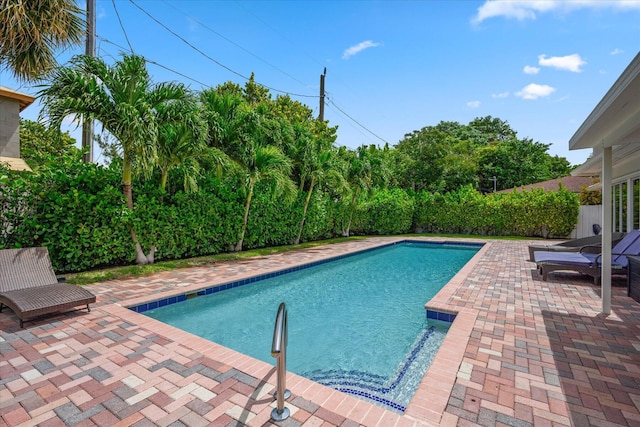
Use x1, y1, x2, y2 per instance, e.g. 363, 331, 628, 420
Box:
1, 237, 639, 426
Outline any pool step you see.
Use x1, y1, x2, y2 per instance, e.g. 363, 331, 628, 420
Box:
304, 326, 436, 413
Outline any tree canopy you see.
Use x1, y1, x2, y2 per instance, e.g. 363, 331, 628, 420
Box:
25, 53, 577, 265
0, 0, 85, 82
393, 116, 573, 193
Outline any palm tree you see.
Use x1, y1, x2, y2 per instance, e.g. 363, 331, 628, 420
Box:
155, 102, 209, 193
39, 53, 193, 263
201, 89, 296, 251
233, 144, 296, 251
291, 120, 343, 245
339, 146, 372, 237
0, 0, 85, 82
294, 148, 346, 244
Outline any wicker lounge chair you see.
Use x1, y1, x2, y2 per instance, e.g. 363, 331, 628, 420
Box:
534, 230, 640, 284
527, 232, 625, 262
0, 247, 96, 327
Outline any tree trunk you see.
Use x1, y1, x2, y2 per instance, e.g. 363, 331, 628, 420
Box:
160, 170, 168, 192
233, 182, 254, 252
342, 188, 359, 238
123, 182, 134, 210
123, 159, 148, 264
295, 178, 315, 245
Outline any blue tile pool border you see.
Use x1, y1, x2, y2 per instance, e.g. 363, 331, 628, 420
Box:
426, 309, 457, 323
128, 239, 483, 314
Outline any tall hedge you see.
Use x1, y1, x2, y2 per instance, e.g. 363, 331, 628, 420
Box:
352, 188, 414, 235
1, 159, 579, 273
0, 159, 132, 271
413, 186, 579, 237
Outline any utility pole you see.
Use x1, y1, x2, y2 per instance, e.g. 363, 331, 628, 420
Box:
82, 0, 96, 163
318, 67, 326, 121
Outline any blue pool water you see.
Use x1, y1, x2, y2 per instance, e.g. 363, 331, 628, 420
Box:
142, 241, 479, 411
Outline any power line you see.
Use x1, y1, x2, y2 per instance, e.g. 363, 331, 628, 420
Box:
222, 2, 389, 145
97, 36, 213, 88
160, 0, 312, 92
128, 0, 317, 99
231, 0, 327, 73
326, 96, 389, 145
112, 0, 133, 52
99, 37, 388, 147
325, 101, 374, 144
98, 4, 388, 146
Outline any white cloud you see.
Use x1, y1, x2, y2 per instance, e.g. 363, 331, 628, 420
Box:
472, 0, 640, 24
523, 65, 540, 74
516, 83, 556, 100
538, 54, 586, 72
342, 40, 381, 59
467, 100, 481, 108
492, 92, 509, 99
610, 48, 624, 55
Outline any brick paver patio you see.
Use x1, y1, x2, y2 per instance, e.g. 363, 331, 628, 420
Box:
1, 237, 639, 426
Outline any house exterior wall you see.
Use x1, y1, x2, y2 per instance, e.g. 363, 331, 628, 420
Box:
612, 174, 640, 233
0, 96, 21, 158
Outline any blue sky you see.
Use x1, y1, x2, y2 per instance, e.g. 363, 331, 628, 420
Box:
2, 0, 639, 166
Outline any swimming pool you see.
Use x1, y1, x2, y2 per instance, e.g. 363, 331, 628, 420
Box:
138, 241, 480, 412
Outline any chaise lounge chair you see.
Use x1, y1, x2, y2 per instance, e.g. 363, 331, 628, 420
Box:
534, 230, 640, 284
527, 232, 625, 262
0, 247, 96, 327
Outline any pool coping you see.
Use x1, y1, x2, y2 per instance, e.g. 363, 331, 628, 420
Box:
111, 237, 490, 426
126, 239, 484, 315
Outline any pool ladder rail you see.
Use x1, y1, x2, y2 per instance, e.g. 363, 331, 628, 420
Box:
271, 302, 291, 422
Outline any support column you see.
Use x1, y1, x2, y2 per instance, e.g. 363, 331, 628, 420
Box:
601, 146, 612, 315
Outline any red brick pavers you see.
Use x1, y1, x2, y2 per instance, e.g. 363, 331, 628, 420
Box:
1, 237, 639, 426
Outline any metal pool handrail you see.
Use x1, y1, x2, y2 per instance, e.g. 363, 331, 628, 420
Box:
271, 302, 290, 422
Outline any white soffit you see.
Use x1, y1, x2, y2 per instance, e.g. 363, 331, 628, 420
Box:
569, 53, 640, 151
572, 143, 640, 177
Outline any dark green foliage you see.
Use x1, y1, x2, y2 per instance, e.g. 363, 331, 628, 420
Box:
3, 74, 582, 274
0, 158, 132, 272
476, 138, 573, 191
299, 190, 336, 242
413, 186, 579, 238
19, 119, 79, 170
1, 154, 579, 273
393, 116, 574, 193
241, 181, 299, 249
132, 188, 240, 260
353, 189, 414, 235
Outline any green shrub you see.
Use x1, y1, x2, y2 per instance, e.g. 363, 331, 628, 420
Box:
0, 159, 132, 272
353, 188, 414, 235
1, 153, 579, 274
412, 186, 579, 238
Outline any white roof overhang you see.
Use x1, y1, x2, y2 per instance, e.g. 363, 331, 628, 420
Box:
570, 52, 640, 179
569, 53, 640, 152
567, 53, 640, 315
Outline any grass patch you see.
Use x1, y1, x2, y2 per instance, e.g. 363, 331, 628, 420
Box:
63, 236, 366, 285
63, 233, 532, 285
